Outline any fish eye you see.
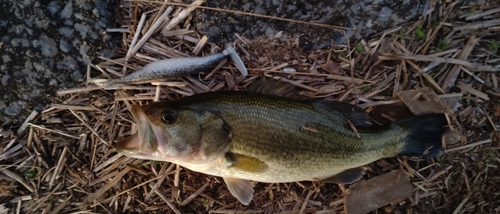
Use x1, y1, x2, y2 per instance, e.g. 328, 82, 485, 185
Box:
161, 111, 177, 124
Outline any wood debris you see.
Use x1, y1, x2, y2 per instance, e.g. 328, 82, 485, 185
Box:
0, 1, 499, 214
345, 169, 413, 214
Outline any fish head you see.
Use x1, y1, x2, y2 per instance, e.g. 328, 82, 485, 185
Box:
116, 102, 231, 164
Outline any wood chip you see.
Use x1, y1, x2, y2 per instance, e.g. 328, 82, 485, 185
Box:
345, 169, 412, 214
398, 87, 447, 115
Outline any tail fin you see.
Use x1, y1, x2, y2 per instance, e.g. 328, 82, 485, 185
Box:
395, 114, 448, 157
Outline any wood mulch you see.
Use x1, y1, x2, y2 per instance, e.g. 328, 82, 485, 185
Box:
1, 1, 499, 213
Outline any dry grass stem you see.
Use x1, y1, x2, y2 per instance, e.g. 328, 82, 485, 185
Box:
2, 1, 499, 213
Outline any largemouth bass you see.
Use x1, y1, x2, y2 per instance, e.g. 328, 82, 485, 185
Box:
117, 89, 448, 205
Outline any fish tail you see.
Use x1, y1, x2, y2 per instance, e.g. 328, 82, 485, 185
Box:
395, 114, 448, 157
222, 45, 235, 57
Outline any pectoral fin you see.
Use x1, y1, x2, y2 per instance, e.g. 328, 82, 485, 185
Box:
223, 177, 254, 205
320, 167, 367, 184
225, 152, 268, 173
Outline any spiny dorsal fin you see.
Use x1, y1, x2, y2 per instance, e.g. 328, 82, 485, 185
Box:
247, 77, 303, 99
314, 101, 373, 127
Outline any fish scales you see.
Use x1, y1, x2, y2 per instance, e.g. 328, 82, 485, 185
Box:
117, 89, 448, 205
162, 91, 406, 182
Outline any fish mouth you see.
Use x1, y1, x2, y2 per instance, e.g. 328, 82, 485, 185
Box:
116, 105, 168, 160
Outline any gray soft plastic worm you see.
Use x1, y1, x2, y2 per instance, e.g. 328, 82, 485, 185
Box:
91, 45, 248, 86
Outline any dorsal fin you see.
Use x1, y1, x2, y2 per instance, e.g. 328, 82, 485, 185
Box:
314, 100, 374, 127
247, 77, 303, 99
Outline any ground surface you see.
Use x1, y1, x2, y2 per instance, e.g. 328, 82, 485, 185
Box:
1, 0, 500, 214
0, 0, 119, 126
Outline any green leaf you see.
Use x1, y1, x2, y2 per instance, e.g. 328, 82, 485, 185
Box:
355, 43, 365, 53
488, 150, 496, 158
398, 30, 406, 37
201, 198, 210, 206
436, 39, 449, 52
360, 85, 371, 93
489, 40, 499, 51
429, 71, 437, 77
431, 22, 439, 29
24, 170, 37, 178
415, 25, 426, 40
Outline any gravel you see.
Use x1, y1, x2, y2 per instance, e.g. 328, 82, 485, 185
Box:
0, 0, 119, 127
190, 0, 427, 48
0, 0, 439, 128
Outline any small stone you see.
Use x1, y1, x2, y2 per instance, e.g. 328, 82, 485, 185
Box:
46, 1, 61, 15
95, 0, 110, 17
49, 79, 57, 85
2, 55, 11, 63
31, 89, 42, 97
10, 38, 20, 47
254, 5, 265, 14
265, 27, 277, 37
58, 55, 77, 70
92, 8, 100, 18
21, 38, 30, 47
13, 71, 23, 79
366, 19, 373, 28
70, 70, 83, 82
12, 25, 23, 35
74, 23, 89, 39
32, 62, 45, 72
64, 19, 73, 26
59, 39, 71, 52
378, 7, 393, 22
57, 73, 67, 82
207, 25, 221, 37
1, 35, 9, 43
58, 27, 74, 38
39, 35, 58, 57
79, 44, 90, 64
1, 75, 10, 86
4, 102, 22, 116
34, 104, 45, 112
60, 0, 73, 19
74, 13, 84, 20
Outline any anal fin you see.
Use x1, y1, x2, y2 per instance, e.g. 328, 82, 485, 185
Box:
223, 177, 254, 205
320, 167, 367, 184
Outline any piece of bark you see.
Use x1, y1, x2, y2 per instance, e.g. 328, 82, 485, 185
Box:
398, 87, 447, 115
345, 169, 412, 214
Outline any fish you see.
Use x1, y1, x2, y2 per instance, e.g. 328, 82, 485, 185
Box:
116, 81, 449, 205
91, 45, 247, 86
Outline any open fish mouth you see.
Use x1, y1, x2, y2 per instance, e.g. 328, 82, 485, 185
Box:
116, 105, 167, 160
